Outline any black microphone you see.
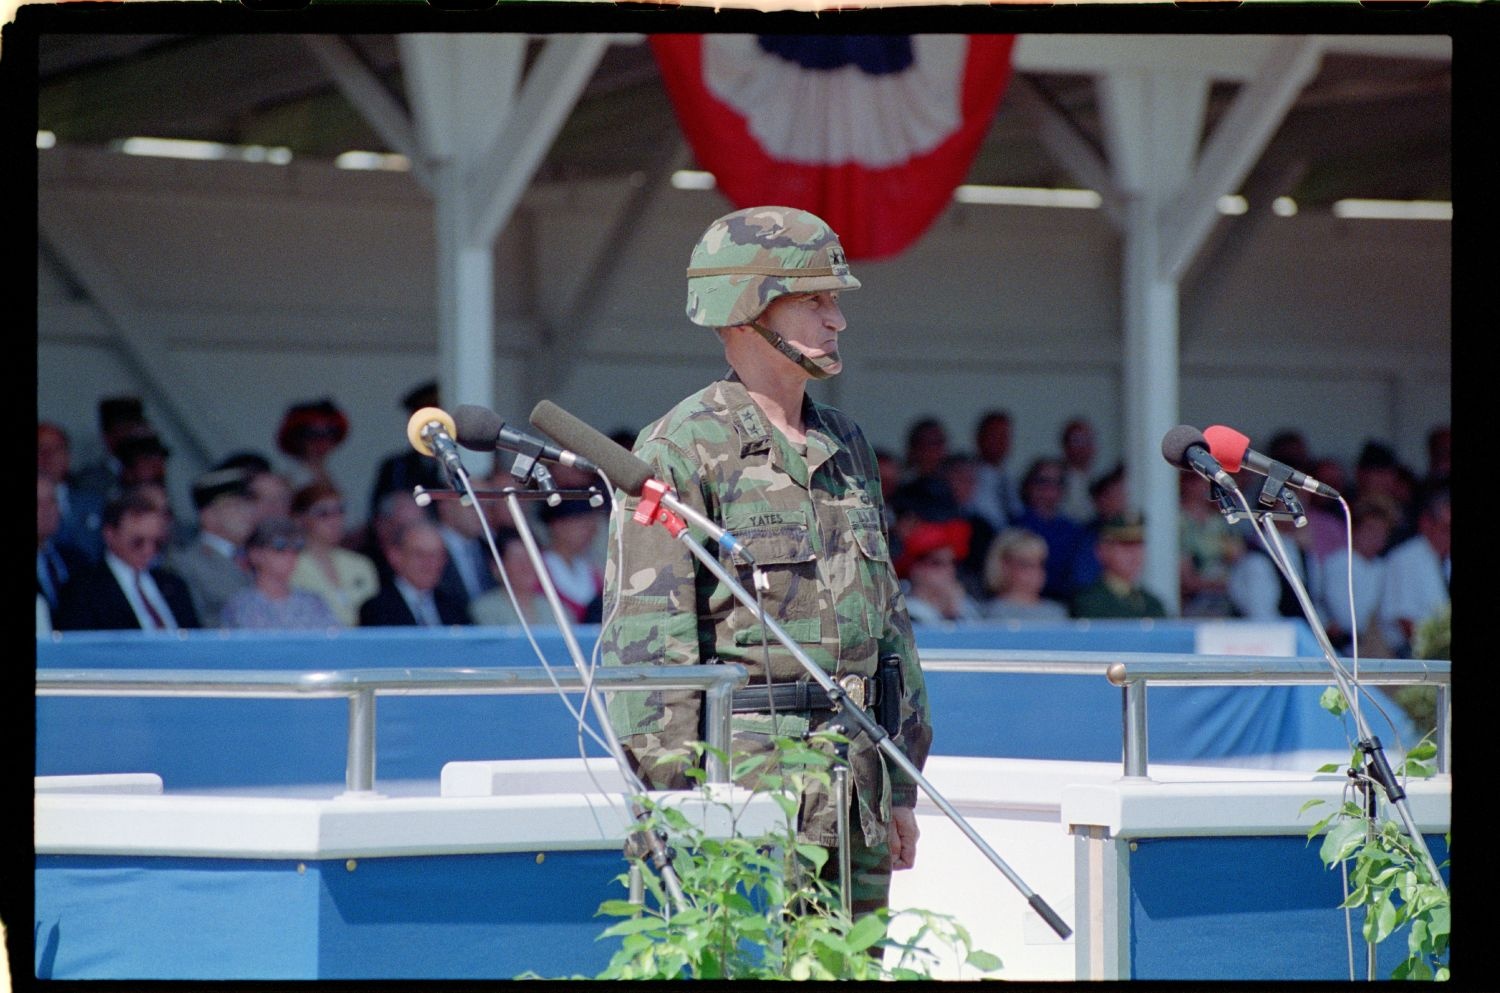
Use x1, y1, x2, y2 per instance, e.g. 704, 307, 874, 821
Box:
1203, 425, 1342, 500
406, 406, 467, 486
529, 399, 753, 563
527, 400, 654, 495
1161, 424, 1240, 492
452, 404, 601, 476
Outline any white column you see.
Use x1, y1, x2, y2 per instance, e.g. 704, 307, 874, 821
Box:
1099, 67, 1206, 612
1122, 199, 1183, 612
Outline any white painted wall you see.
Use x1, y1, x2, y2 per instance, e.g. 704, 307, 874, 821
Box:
38, 146, 1450, 525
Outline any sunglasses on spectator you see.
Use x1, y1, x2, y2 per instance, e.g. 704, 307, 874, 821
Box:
126, 536, 168, 553
307, 503, 345, 518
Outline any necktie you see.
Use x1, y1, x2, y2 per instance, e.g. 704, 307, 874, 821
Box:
136, 571, 166, 629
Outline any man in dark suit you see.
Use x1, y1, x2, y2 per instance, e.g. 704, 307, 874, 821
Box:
55, 489, 200, 631
359, 520, 471, 627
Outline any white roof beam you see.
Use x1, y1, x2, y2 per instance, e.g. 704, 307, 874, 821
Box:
1158, 37, 1323, 283
398, 34, 524, 165
1009, 75, 1124, 229
300, 35, 434, 192
462, 34, 611, 249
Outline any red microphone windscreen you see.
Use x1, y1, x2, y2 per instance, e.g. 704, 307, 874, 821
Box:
1203, 425, 1251, 473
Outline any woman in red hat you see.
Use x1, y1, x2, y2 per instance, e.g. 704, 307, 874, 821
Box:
277, 399, 349, 491
896, 518, 980, 625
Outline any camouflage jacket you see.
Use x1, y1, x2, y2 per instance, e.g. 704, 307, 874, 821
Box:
600, 374, 931, 848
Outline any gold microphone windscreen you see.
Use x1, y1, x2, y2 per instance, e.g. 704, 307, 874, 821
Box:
406, 406, 456, 457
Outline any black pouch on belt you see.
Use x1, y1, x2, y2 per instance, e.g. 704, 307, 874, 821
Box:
876, 653, 902, 736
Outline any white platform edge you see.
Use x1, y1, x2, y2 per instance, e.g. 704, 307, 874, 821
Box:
1060, 775, 1452, 838
36, 763, 783, 860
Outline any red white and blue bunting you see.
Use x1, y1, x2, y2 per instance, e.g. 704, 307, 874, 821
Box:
652, 34, 1016, 261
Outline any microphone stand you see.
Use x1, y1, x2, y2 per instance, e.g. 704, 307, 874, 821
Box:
433, 452, 691, 913
1221, 478, 1447, 897
630, 493, 1074, 940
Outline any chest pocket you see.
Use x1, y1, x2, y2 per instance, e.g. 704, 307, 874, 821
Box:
845, 506, 890, 563
724, 510, 822, 645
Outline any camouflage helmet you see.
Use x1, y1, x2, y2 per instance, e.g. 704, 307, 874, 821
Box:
685, 206, 860, 328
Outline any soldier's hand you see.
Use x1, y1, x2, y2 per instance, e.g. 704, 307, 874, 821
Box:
890, 805, 920, 870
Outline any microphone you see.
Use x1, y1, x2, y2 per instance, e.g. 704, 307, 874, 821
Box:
1161, 424, 1240, 492
529, 400, 752, 563
452, 404, 601, 476
406, 406, 468, 486
1203, 425, 1342, 500
528, 401, 655, 496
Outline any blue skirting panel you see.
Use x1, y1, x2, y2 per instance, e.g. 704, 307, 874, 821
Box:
1128, 834, 1452, 980
35, 849, 628, 979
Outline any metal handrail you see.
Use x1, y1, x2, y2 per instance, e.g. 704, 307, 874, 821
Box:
920, 650, 1451, 779
36, 665, 749, 794
37, 651, 1451, 788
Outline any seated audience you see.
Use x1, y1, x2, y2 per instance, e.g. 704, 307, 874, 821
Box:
125, 479, 195, 549
56, 490, 200, 631
1316, 494, 1400, 656
470, 534, 555, 628
1303, 455, 1351, 563
435, 484, 499, 611
979, 528, 1068, 621
1377, 485, 1449, 657
38, 421, 105, 562
969, 409, 1022, 533
368, 379, 448, 520
941, 453, 997, 601
891, 417, 960, 524
277, 398, 350, 491
1071, 512, 1168, 619
167, 465, 258, 627
1177, 472, 1244, 618
37, 474, 91, 630
289, 482, 379, 627
351, 488, 433, 586
115, 431, 172, 492
1013, 457, 1091, 605
1057, 417, 1098, 522
71, 395, 150, 501
359, 520, 472, 627
222, 518, 340, 630
895, 519, 979, 624
539, 499, 606, 624
1226, 512, 1316, 622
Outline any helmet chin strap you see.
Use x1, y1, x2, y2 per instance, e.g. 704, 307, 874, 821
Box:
748, 320, 841, 380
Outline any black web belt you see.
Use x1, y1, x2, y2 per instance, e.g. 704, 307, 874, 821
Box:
729, 675, 877, 714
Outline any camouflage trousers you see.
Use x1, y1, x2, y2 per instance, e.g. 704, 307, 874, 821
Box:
790, 790, 893, 921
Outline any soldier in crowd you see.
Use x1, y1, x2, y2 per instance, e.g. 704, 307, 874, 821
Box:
599, 206, 931, 919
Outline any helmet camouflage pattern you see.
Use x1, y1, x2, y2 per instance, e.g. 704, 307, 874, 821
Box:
686, 206, 861, 328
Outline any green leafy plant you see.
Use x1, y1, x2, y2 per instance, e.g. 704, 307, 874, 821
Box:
1391, 604, 1451, 734
1304, 689, 1450, 980
532, 733, 1002, 980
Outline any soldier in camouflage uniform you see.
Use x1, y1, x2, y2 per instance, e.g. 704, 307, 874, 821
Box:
600, 205, 932, 917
